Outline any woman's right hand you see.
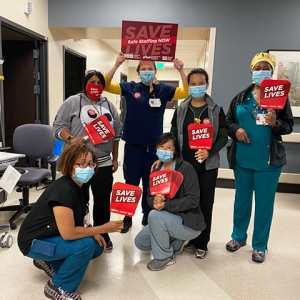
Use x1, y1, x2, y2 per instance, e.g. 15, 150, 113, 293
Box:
70, 136, 85, 144
103, 220, 124, 233
151, 159, 161, 172
115, 52, 125, 68
236, 128, 250, 143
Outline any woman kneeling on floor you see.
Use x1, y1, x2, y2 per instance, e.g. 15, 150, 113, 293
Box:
17, 143, 123, 300
134, 132, 206, 271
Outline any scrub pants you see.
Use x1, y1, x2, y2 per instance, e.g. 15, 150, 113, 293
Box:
27, 236, 103, 292
135, 210, 201, 259
232, 164, 282, 251
123, 142, 157, 216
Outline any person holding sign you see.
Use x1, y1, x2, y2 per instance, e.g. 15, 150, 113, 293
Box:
170, 68, 228, 259
134, 132, 205, 271
53, 69, 122, 250
104, 52, 188, 233
226, 52, 294, 263
17, 143, 124, 300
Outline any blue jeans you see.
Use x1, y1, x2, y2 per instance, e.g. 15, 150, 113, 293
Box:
27, 236, 103, 292
135, 210, 201, 259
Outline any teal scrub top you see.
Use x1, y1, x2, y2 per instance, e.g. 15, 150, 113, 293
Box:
235, 92, 279, 171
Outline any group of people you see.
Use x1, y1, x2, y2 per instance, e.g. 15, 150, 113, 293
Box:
17, 52, 293, 300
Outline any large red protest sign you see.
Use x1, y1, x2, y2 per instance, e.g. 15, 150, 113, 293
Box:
260, 79, 291, 109
84, 115, 115, 145
110, 182, 142, 217
188, 123, 214, 150
121, 20, 178, 62
149, 170, 183, 199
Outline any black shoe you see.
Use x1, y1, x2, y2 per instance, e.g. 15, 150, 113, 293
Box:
121, 216, 132, 233
33, 259, 54, 278
142, 214, 148, 226
44, 280, 82, 300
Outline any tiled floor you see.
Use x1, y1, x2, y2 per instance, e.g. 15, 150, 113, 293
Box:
1, 143, 300, 299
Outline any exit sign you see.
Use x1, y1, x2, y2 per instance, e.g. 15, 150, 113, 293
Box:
156, 62, 165, 69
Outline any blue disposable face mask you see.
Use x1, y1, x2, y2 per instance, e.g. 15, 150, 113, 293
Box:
73, 167, 94, 184
189, 85, 206, 99
156, 149, 174, 162
140, 71, 155, 84
252, 70, 272, 86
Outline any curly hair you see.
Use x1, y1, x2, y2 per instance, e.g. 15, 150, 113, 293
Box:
58, 143, 98, 176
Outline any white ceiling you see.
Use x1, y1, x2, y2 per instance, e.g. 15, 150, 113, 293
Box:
51, 27, 210, 68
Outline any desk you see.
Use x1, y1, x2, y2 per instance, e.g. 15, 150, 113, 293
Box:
0, 152, 25, 171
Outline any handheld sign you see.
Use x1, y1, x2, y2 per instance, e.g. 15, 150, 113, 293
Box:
260, 79, 291, 110
110, 182, 142, 217
84, 115, 115, 145
188, 123, 214, 150
149, 170, 183, 199
121, 20, 178, 62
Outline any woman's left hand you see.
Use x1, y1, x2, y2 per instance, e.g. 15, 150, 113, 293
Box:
94, 234, 107, 250
264, 109, 277, 127
112, 159, 118, 173
173, 58, 184, 70
195, 150, 209, 162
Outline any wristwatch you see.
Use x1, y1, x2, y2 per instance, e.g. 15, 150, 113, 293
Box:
66, 135, 74, 142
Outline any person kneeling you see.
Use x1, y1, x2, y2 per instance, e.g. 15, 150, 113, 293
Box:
17, 143, 123, 300
134, 132, 206, 271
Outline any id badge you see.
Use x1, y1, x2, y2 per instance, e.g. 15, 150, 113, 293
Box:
83, 213, 90, 227
149, 98, 161, 107
256, 113, 266, 125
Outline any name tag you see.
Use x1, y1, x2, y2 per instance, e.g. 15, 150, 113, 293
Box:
149, 98, 161, 107
83, 213, 90, 227
256, 113, 266, 125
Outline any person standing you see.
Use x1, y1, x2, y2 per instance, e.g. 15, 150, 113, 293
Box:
171, 68, 228, 259
226, 52, 294, 262
53, 69, 122, 249
104, 52, 188, 233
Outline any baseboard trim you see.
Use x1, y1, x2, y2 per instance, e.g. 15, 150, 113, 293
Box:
216, 178, 300, 194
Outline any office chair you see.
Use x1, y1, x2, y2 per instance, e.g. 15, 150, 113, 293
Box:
0, 124, 58, 230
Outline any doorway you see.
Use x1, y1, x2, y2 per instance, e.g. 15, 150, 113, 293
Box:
120, 73, 127, 126
0, 18, 48, 148
159, 80, 179, 131
63, 47, 86, 100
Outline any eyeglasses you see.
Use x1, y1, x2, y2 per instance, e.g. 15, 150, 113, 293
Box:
74, 162, 97, 169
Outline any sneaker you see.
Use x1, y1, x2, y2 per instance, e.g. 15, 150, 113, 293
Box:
141, 214, 148, 226
226, 239, 246, 252
174, 240, 190, 254
147, 255, 176, 271
252, 250, 265, 263
44, 280, 82, 300
183, 242, 194, 251
121, 216, 132, 234
194, 249, 207, 259
33, 260, 54, 278
106, 240, 113, 250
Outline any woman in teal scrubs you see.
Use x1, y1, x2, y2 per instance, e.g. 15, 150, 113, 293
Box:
226, 52, 294, 263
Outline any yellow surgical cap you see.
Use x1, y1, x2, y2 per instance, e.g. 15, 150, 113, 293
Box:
250, 52, 276, 70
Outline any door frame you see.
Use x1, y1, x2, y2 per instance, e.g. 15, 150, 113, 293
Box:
0, 17, 48, 145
